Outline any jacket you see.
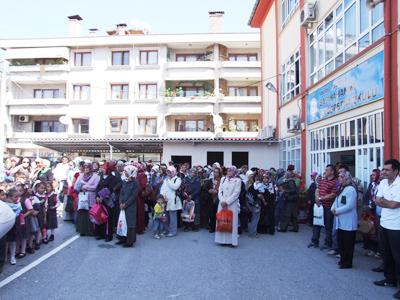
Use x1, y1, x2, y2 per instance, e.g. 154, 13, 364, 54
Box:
331, 185, 358, 231
160, 176, 182, 211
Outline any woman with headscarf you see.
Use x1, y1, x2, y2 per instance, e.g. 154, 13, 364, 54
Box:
116, 165, 139, 247
134, 163, 150, 234
201, 167, 222, 232
184, 168, 201, 231
75, 162, 100, 236
331, 171, 358, 269
160, 166, 182, 237
95, 160, 121, 242
36, 159, 54, 184
215, 166, 241, 247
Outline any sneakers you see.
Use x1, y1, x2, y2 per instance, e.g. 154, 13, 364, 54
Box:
166, 233, 176, 237
307, 243, 318, 248
328, 249, 339, 256
153, 234, 161, 239
159, 233, 165, 238
10, 257, 16, 265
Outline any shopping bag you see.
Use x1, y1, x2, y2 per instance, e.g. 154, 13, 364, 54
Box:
313, 204, 324, 226
78, 192, 89, 210
0, 201, 16, 239
117, 210, 127, 237
89, 204, 109, 225
216, 209, 233, 233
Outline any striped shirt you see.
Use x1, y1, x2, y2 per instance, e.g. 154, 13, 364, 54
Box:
318, 177, 338, 208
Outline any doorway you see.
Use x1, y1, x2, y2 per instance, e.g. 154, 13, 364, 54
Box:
232, 151, 249, 168
330, 150, 356, 176
207, 152, 224, 166
171, 155, 192, 167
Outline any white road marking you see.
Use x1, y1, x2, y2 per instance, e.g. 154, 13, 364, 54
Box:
0, 234, 80, 289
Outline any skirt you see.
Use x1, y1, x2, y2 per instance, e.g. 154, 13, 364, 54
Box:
7, 216, 27, 242
75, 210, 94, 236
46, 210, 58, 229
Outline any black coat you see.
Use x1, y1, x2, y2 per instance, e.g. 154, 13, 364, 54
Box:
120, 180, 139, 228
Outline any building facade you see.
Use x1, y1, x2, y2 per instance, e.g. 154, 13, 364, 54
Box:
0, 15, 279, 167
249, 0, 399, 186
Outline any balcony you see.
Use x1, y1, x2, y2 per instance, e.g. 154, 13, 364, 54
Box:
9, 132, 69, 139
220, 96, 261, 103
164, 62, 216, 80
219, 61, 261, 81
7, 98, 68, 106
9, 64, 70, 73
164, 131, 215, 139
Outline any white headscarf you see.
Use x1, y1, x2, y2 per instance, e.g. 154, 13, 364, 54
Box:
124, 165, 138, 181
167, 166, 177, 177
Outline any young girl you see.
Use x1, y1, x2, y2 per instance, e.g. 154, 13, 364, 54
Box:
32, 181, 47, 249
152, 195, 166, 239
4, 188, 22, 265
22, 185, 39, 254
181, 196, 195, 231
45, 183, 58, 242
14, 184, 28, 258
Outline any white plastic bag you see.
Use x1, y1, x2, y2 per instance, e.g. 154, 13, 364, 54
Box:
78, 192, 89, 210
0, 201, 16, 239
313, 203, 324, 227
117, 210, 127, 237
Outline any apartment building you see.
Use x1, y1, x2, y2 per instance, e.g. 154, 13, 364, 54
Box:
249, 0, 399, 186
0, 13, 279, 167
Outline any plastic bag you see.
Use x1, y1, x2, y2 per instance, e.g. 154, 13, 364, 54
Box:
78, 192, 89, 210
117, 210, 127, 237
216, 209, 233, 233
89, 204, 108, 225
313, 204, 324, 226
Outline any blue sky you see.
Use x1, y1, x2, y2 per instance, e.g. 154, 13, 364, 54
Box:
0, 0, 258, 38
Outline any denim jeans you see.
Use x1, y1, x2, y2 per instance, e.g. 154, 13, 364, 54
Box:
311, 207, 333, 247
168, 211, 177, 236
152, 217, 165, 234
249, 205, 261, 237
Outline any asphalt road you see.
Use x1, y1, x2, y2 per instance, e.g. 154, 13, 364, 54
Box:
0, 220, 396, 300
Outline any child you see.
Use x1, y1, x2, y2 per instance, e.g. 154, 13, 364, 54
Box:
14, 184, 28, 259
181, 196, 195, 231
4, 188, 22, 265
152, 195, 167, 239
22, 185, 39, 254
45, 183, 58, 242
32, 181, 47, 249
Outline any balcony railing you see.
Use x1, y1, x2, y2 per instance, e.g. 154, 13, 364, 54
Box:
9, 64, 70, 72
7, 98, 68, 106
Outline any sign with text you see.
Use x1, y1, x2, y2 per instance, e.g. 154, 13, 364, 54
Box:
307, 51, 384, 124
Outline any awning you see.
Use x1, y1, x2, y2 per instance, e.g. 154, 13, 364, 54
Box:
33, 137, 278, 153
4, 47, 70, 60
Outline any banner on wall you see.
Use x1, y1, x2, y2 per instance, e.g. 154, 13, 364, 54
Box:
307, 51, 384, 124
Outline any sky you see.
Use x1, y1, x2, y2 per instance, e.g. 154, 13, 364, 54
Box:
0, 0, 259, 39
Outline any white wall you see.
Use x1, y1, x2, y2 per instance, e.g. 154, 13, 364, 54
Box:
162, 142, 279, 168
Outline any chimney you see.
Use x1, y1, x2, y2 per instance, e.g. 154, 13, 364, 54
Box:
68, 15, 83, 37
89, 28, 98, 36
116, 23, 127, 35
208, 11, 224, 33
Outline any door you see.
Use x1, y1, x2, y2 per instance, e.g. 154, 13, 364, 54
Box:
207, 152, 224, 166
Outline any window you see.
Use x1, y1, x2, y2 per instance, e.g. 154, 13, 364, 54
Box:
175, 120, 205, 132
232, 152, 249, 167
111, 84, 129, 100
138, 118, 157, 134
309, 0, 384, 85
281, 0, 300, 27
176, 54, 203, 62
281, 50, 300, 104
179, 87, 205, 97
72, 85, 90, 101
109, 118, 128, 134
280, 136, 301, 172
34, 121, 66, 132
74, 52, 91, 66
140, 50, 158, 65
207, 152, 224, 166
33, 89, 60, 99
228, 87, 258, 97
228, 119, 258, 132
228, 54, 258, 61
72, 119, 89, 134
112, 51, 130, 65
139, 84, 157, 99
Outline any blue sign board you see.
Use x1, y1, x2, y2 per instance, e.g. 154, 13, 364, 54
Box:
307, 51, 384, 124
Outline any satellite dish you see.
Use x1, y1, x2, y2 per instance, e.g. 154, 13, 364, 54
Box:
59, 116, 71, 125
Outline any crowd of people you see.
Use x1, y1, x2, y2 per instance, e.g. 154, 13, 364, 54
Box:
0, 156, 399, 299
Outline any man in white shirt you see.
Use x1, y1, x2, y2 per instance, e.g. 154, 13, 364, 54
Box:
373, 159, 400, 300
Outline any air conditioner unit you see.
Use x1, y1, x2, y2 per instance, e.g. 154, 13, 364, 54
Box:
287, 115, 300, 132
300, 2, 316, 27
18, 115, 29, 123
259, 126, 276, 139
366, 0, 384, 8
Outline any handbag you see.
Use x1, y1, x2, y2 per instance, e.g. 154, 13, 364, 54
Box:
116, 210, 127, 237
359, 219, 375, 235
313, 204, 324, 227
89, 204, 109, 225
78, 192, 89, 210
216, 209, 233, 233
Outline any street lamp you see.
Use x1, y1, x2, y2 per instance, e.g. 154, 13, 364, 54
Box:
265, 82, 277, 93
